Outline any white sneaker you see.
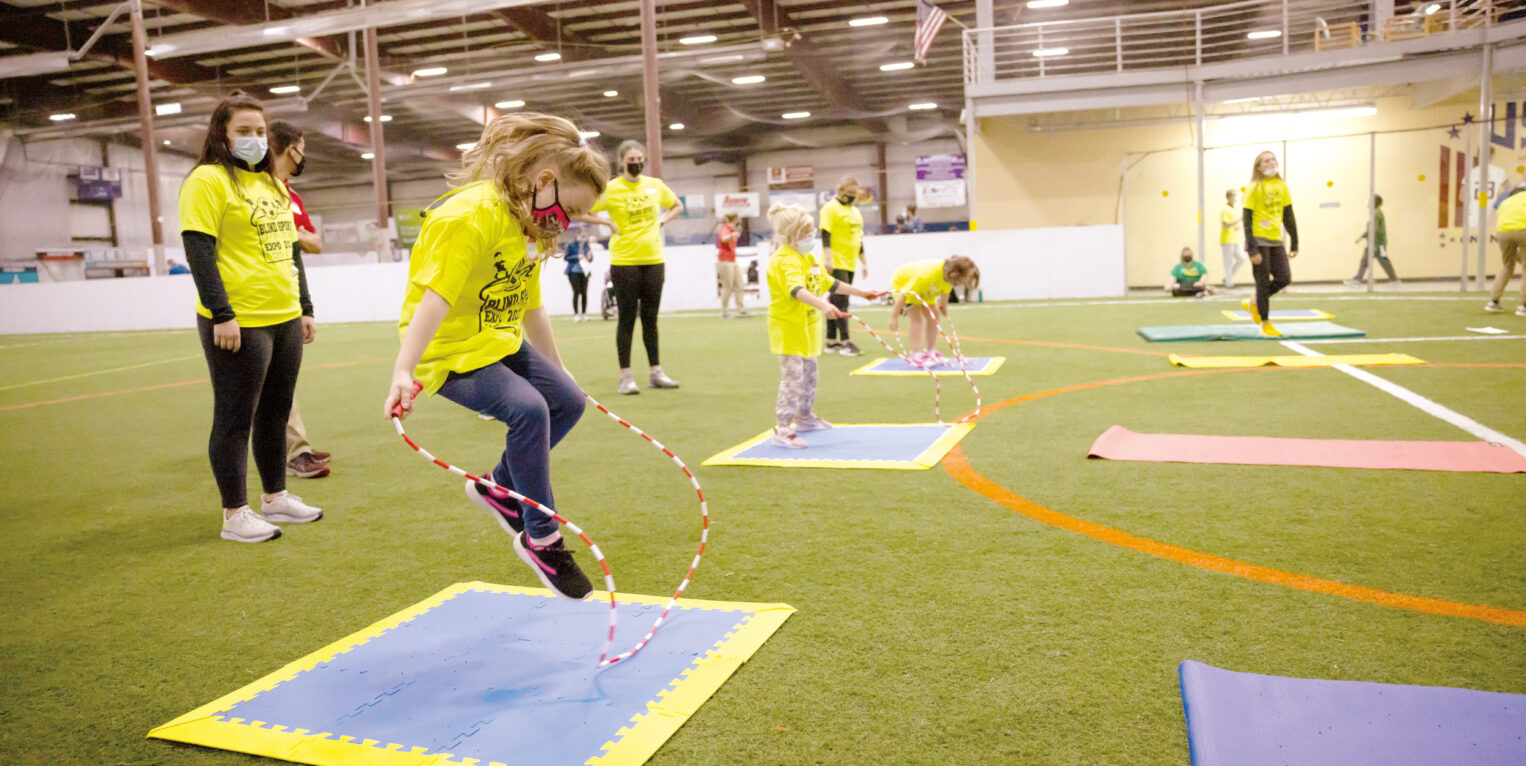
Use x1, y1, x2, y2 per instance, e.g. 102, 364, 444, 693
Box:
649, 369, 680, 389
220, 506, 282, 542
618, 372, 640, 395
261, 492, 323, 523
1484, 300, 1502, 313
794, 413, 833, 432
771, 427, 808, 449
1517, 305, 1526, 317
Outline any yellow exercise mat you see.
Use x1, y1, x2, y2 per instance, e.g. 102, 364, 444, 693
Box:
1169, 353, 1425, 368
1221, 308, 1333, 321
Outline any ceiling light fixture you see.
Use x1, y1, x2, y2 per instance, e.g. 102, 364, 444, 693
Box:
1246, 30, 1282, 40
448, 82, 492, 92
49, 113, 76, 121
880, 61, 915, 71
363, 115, 393, 122
579, 130, 601, 139
269, 85, 301, 94
412, 66, 448, 77
154, 102, 181, 116
263, 26, 290, 37
679, 34, 717, 45
1424, 3, 1441, 15
732, 75, 766, 84
457, 142, 476, 150
534, 52, 562, 62
782, 111, 810, 119
495, 100, 525, 109
361, 152, 375, 159
1033, 47, 1069, 57
908, 102, 937, 110
603, 90, 619, 97
849, 16, 889, 27
669, 123, 685, 130
1026, 0, 1068, 8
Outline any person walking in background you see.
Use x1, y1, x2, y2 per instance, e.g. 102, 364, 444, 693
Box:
716, 212, 748, 318
1347, 194, 1398, 286
1220, 188, 1245, 288
267, 120, 331, 480
1485, 183, 1526, 316
1242, 150, 1299, 337
564, 227, 594, 322
180, 93, 322, 543
819, 175, 868, 357
578, 140, 683, 394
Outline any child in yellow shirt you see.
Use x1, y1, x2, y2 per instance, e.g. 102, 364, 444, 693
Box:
765, 204, 884, 448
889, 256, 980, 367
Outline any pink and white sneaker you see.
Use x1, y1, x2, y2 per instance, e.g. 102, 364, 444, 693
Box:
794, 413, 833, 432
771, 427, 808, 448
924, 350, 947, 367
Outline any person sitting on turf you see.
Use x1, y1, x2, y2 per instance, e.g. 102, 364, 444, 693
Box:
1166, 247, 1214, 298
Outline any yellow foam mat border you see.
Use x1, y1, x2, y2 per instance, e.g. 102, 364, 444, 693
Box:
147, 582, 795, 766
701, 423, 975, 470
1168, 352, 1425, 368
849, 356, 1006, 377
1220, 309, 1334, 321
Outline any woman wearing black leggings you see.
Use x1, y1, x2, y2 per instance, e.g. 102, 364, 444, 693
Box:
179, 92, 323, 543
1242, 150, 1299, 338
579, 140, 684, 394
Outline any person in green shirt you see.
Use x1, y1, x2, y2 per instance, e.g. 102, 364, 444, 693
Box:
1347, 194, 1398, 285
1165, 246, 1214, 298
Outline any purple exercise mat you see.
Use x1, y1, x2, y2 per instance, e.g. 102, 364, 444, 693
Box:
1179, 661, 1526, 766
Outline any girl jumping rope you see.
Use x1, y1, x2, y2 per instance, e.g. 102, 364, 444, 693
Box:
383, 113, 609, 600
888, 256, 980, 368
765, 204, 884, 448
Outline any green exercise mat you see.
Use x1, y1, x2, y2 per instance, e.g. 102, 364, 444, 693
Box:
1137, 321, 1366, 342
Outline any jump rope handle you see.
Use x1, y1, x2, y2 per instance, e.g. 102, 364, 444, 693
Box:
391, 380, 424, 419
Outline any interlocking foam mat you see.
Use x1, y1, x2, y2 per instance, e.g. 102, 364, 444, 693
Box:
1221, 308, 1332, 321
1167, 352, 1423, 368
1137, 321, 1365, 342
701, 423, 974, 469
148, 583, 794, 765
849, 356, 1005, 376
1179, 660, 1526, 766
1086, 425, 1526, 473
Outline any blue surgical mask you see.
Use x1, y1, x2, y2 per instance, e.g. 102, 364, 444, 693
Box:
232, 136, 267, 165
793, 237, 816, 253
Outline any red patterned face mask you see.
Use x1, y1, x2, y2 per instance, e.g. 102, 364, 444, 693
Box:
529, 178, 570, 242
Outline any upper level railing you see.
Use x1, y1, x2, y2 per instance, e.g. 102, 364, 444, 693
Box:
963, 0, 1504, 86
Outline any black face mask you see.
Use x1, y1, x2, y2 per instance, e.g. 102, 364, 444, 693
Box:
1181, 256, 1193, 264
837, 193, 854, 205
626, 161, 644, 177
291, 150, 306, 178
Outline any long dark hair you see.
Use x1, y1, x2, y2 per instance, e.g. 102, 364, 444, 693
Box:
194, 91, 276, 199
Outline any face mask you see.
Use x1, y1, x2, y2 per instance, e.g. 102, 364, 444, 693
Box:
529, 178, 571, 246
291, 150, 306, 178
626, 161, 644, 177
1262, 163, 1279, 177
232, 135, 267, 165
793, 236, 816, 252
1181, 256, 1193, 264
837, 193, 854, 205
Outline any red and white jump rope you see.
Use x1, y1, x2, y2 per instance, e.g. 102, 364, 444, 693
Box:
841, 292, 981, 424
390, 381, 709, 669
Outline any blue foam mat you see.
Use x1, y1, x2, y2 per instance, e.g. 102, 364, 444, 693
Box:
851, 356, 1004, 376
702, 423, 973, 469
1180, 660, 1526, 766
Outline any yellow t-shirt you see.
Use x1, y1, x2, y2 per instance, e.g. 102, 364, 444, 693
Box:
767, 245, 834, 357
1496, 192, 1526, 233
1244, 177, 1292, 245
819, 198, 864, 271
177, 164, 300, 327
891, 258, 952, 304
591, 175, 678, 266
399, 182, 545, 394
1219, 206, 1241, 244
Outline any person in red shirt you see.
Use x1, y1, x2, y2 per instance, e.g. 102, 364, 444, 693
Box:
716, 212, 749, 318
269, 121, 330, 479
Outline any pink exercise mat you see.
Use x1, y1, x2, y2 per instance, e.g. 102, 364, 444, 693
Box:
1087, 426, 1526, 473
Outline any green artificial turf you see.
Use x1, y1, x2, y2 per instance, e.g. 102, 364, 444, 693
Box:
0, 293, 1522, 765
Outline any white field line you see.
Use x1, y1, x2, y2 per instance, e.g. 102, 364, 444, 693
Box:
1298, 335, 1526, 344
1281, 340, 1526, 457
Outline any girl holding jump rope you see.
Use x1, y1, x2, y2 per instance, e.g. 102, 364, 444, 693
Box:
888, 256, 980, 368
383, 113, 609, 600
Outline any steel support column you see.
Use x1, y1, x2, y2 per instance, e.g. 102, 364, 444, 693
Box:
1475, 43, 1493, 290
639, 0, 662, 175
363, 22, 389, 262
127, 0, 165, 274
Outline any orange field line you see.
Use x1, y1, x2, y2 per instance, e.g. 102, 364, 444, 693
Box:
943, 368, 1526, 627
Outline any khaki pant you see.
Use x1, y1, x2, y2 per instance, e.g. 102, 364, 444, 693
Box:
1490, 229, 1526, 305
286, 397, 311, 461
716, 261, 745, 313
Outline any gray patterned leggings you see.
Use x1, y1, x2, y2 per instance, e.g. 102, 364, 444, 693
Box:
776, 354, 819, 429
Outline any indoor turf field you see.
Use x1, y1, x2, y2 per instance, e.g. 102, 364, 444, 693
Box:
1, 293, 1522, 764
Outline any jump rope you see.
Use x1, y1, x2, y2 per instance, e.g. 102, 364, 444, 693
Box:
390, 377, 711, 670
840, 291, 982, 424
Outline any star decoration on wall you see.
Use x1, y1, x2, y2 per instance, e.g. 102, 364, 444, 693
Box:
1462, 111, 1475, 124
1448, 125, 1461, 139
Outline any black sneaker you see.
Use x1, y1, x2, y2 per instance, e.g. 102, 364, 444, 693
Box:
464, 478, 524, 534
824, 340, 842, 354
839, 341, 863, 357
513, 532, 593, 600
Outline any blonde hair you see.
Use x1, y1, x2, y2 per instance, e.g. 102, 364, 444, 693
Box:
1250, 150, 1278, 183
835, 175, 860, 195
768, 203, 814, 246
943, 255, 980, 291
448, 113, 610, 229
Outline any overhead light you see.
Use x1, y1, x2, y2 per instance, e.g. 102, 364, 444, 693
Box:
1222, 96, 1261, 104
448, 82, 492, 92
880, 61, 915, 71
1033, 47, 1069, 57
49, 113, 76, 121
1246, 30, 1282, 40
162, 139, 171, 145
1026, 0, 1068, 8
578, 130, 601, 139
456, 142, 476, 150
782, 111, 810, 119
849, 16, 889, 27
361, 152, 375, 159
732, 75, 766, 84
363, 115, 393, 122
495, 99, 525, 109
701, 53, 747, 64
669, 123, 685, 130
603, 90, 619, 97
534, 52, 562, 62
262, 26, 290, 37
412, 66, 448, 77
146, 44, 173, 57
679, 34, 717, 45
154, 102, 181, 116
269, 84, 301, 95
1424, 3, 1441, 14
908, 102, 937, 110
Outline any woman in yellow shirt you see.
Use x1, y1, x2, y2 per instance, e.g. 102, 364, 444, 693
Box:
765, 204, 883, 448
889, 256, 980, 367
579, 140, 684, 394
180, 92, 321, 544
1241, 150, 1300, 336
384, 113, 610, 601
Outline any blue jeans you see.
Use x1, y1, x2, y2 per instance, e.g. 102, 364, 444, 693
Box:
437, 344, 585, 539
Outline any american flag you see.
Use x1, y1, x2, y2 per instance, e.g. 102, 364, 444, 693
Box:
914, 0, 950, 64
